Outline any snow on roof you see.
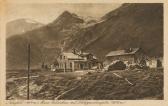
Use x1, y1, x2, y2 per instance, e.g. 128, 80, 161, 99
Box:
106, 48, 140, 57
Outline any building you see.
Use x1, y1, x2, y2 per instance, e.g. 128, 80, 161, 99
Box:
80, 52, 98, 68
51, 51, 98, 72
104, 48, 145, 66
146, 57, 163, 68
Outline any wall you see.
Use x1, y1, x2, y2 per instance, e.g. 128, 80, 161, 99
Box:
146, 59, 157, 68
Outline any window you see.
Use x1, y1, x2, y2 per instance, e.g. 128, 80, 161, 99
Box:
60, 63, 62, 68
70, 62, 72, 68
61, 63, 63, 68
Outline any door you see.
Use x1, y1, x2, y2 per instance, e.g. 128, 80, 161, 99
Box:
80, 63, 84, 70
157, 59, 162, 67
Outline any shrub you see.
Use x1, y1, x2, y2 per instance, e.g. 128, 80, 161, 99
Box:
108, 61, 126, 71
129, 64, 149, 70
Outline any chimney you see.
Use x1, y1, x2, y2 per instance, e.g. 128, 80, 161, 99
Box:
129, 48, 132, 52
79, 50, 83, 55
125, 48, 133, 53
72, 48, 77, 54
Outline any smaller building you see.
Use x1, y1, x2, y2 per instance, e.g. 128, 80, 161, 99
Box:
146, 57, 163, 68
80, 52, 98, 68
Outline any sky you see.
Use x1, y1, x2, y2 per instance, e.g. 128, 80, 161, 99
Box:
7, 3, 121, 24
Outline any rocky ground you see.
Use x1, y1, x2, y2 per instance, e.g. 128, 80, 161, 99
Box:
6, 69, 163, 100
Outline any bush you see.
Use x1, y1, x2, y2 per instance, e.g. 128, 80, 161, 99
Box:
108, 61, 126, 71
129, 64, 149, 70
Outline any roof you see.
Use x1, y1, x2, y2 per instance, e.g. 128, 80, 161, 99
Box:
82, 52, 90, 55
106, 48, 140, 57
63, 53, 84, 60
80, 52, 97, 59
80, 52, 91, 56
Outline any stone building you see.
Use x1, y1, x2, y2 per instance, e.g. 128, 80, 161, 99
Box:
104, 48, 145, 66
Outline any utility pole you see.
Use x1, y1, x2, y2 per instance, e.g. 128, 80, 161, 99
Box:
27, 43, 30, 100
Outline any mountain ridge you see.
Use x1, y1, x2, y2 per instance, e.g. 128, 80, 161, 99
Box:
65, 3, 163, 60
6, 4, 163, 69
6, 18, 44, 38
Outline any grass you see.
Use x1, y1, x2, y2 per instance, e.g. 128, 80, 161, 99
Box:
6, 68, 163, 100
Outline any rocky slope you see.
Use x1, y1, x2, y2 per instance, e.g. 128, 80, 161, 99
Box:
66, 3, 163, 60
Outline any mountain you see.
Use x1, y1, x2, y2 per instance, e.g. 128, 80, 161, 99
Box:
6, 18, 44, 38
6, 11, 84, 69
66, 3, 163, 60
6, 3, 163, 69
52, 11, 84, 26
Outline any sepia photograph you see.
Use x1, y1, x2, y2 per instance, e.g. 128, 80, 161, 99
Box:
5, 2, 164, 100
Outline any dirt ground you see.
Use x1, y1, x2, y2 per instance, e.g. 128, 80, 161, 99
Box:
6, 68, 163, 100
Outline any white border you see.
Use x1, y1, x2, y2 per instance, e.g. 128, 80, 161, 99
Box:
1, 0, 168, 106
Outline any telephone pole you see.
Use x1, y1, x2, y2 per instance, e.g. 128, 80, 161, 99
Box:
27, 43, 30, 100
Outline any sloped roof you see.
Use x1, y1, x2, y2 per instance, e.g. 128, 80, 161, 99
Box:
80, 52, 97, 59
63, 53, 84, 60
81, 52, 90, 55
106, 48, 140, 57
80, 52, 93, 57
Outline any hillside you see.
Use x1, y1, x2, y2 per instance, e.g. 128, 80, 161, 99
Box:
6, 18, 44, 38
66, 3, 163, 60
6, 69, 163, 100
6, 3, 163, 69
6, 11, 85, 69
